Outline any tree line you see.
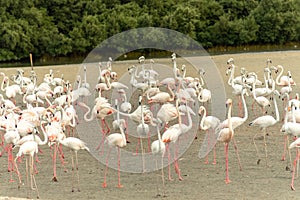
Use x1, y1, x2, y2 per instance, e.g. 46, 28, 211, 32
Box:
1, 0, 300, 62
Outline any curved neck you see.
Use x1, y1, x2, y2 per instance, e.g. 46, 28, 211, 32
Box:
199, 107, 206, 130
167, 84, 175, 101
120, 125, 127, 146
275, 65, 284, 85
1, 76, 7, 91
39, 123, 49, 145
252, 76, 257, 99
78, 102, 94, 122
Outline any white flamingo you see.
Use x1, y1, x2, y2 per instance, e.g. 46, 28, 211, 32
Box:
275, 65, 296, 86
249, 90, 280, 166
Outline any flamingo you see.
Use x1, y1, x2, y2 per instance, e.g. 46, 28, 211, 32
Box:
161, 103, 195, 181
130, 66, 149, 91
78, 101, 115, 134
156, 102, 181, 129
249, 90, 280, 166
151, 118, 166, 197
275, 65, 296, 86
216, 98, 234, 184
280, 102, 300, 170
1, 74, 23, 104
148, 84, 175, 104
14, 140, 40, 199
57, 133, 90, 192
279, 72, 293, 104
250, 74, 270, 115
289, 137, 300, 190
198, 106, 220, 164
4, 127, 20, 182
102, 118, 126, 188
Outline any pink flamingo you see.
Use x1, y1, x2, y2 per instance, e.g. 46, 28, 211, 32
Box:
289, 137, 300, 190
57, 133, 90, 192
161, 103, 194, 181
102, 119, 127, 188
14, 140, 40, 199
198, 106, 220, 164
216, 99, 234, 184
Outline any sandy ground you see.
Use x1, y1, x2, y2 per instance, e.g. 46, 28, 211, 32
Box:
1, 51, 300, 199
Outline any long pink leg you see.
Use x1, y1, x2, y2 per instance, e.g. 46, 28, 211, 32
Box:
117, 147, 123, 188
58, 144, 67, 172
291, 149, 298, 190
213, 145, 217, 165
135, 138, 140, 155
204, 130, 211, 164
52, 144, 58, 182
232, 137, 242, 171
282, 135, 287, 161
102, 148, 111, 188
165, 144, 173, 181
225, 143, 231, 184
174, 142, 183, 181
96, 119, 109, 154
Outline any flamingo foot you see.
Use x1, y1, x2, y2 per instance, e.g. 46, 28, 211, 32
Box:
9, 179, 15, 183
204, 160, 209, 164
212, 161, 217, 165
178, 176, 183, 181
225, 178, 231, 184
52, 176, 58, 182
281, 156, 285, 161
117, 184, 123, 188
102, 182, 107, 188
291, 184, 296, 191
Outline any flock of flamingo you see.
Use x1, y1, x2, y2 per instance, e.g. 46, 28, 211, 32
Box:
0, 53, 300, 199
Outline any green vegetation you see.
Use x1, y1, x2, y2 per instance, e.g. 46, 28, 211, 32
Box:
1, 0, 300, 63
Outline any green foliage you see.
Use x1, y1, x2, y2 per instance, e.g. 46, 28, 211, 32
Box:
1, 0, 300, 62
